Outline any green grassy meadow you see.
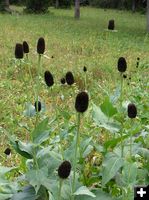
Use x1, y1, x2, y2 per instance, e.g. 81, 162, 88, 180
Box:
0, 6, 149, 200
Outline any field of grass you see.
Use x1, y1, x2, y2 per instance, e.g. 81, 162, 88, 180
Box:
0, 6, 149, 200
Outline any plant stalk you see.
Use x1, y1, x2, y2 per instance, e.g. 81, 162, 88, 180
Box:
130, 119, 134, 158
72, 113, 81, 198
58, 179, 63, 200
35, 54, 41, 127
120, 72, 123, 107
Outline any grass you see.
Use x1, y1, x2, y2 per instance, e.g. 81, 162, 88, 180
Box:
0, 6, 149, 199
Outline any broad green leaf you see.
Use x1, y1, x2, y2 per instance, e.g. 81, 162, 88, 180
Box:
10, 140, 33, 159
0, 166, 17, 176
26, 167, 49, 193
122, 161, 137, 186
17, 141, 34, 156
75, 189, 113, 200
100, 97, 117, 118
102, 152, 124, 185
11, 185, 38, 200
137, 148, 149, 161
0, 178, 18, 200
92, 104, 121, 133
110, 86, 121, 104
104, 134, 128, 150
74, 186, 96, 197
81, 137, 92, 151
31, 118, 50, 144
23, 103, 36, 117
37, 150, 62, 175
83, 145, 93, 158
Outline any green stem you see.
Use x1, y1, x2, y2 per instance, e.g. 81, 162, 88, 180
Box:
26, 54, 36, 97
58, 179, 63, 200
120, 128, 124, 158
130, 119, 134, 158
72, 113, 81, 198
35, 55, 41, 127
84, 73, 87, 90
120, 72, 123, 107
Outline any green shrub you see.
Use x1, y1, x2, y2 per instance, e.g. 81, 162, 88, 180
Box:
25, 0, 49, 13
58, 0, 72, 8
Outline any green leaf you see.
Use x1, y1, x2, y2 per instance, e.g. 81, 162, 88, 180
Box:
110, 86, 121, 104
137, 148, 149, 161
104, 134, 128, 150
122, 161, 137, 186
31, 118, 50, 144
92, 104, 121, 133
23, 103, 36, 117
100, 97, 117, 118
75, 189, 113, 200
0, 178, 18, 200
11, 185, 38, 200
83, 145, 93, 158
74, 186, 96, 197
102, 152, 124, 185
26, 167, 49, 193
0, 166, 17, 176
10, 140, 33, 159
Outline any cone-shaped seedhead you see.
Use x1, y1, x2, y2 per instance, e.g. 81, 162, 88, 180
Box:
75, 91, 89, 113
58, 160, 71, 179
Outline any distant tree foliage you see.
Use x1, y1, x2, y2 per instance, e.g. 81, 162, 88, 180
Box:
59, 0, 72, 8
25, 0, 49, 13
0, 0, 11, 12
88, 0, 147, 10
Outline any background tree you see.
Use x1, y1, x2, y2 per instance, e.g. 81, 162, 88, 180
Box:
132, 0, 136, 12
0, 0, 11, 12
55, 0, 59, 8
74, 0, 80, 19
25, 0, 49, 13
147, 0, 149, 31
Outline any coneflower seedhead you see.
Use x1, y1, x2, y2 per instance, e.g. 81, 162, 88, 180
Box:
37, 37, 45, 54
108, 19, 115, 30
83, 66, 87, 72
23, 41, 29, 54
137, 57, 140, 61
136, 62, 139, 68
15, 43, 24, 59
75, 91, 89, 113
123, 74, 127, 79
117, 57, 127, 72
4, 148, 11, 156
61, 77, 66, 85
44, 71, 54, 87
127, 103, 137, 118
66, 71, 74, 85
58, 160, 71, 179
34, 101, 42, 112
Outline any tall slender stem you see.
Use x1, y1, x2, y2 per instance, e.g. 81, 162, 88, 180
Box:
120, 72, 123, 107
120, 127, 124, 158
72, 113, 81, 198
58, 179, 63, 200
84, 73, 87, 90
130, 119, 134, 158
35, 55, 41, 127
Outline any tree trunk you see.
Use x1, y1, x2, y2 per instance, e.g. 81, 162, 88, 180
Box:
147, 0, 149, 32
55, 0, 59, 9
4, 0, 9, 8
74, 0, 80, 19
132, 0, 136, 12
